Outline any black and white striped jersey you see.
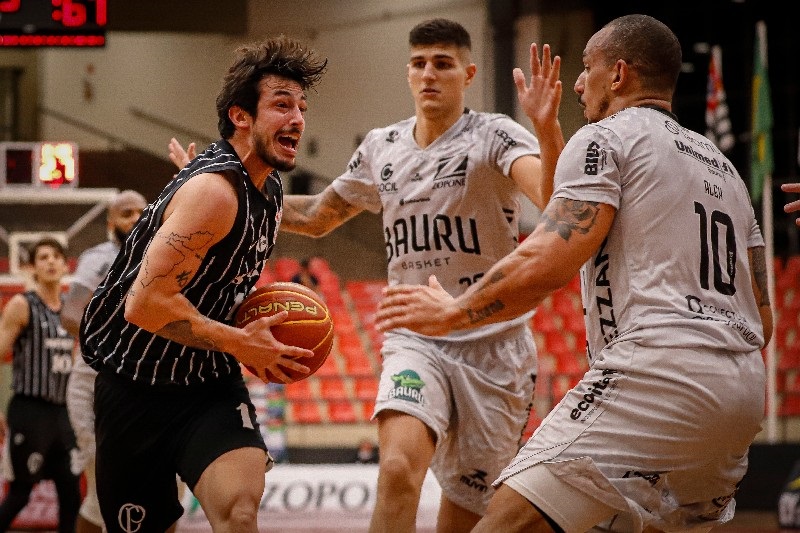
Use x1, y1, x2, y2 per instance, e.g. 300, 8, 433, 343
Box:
12, 291, 74, 404
80, 139, 283, 386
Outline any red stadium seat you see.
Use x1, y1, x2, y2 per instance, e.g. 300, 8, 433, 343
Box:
354, 376, 379, 400
319, 377, 350, 400
328, 400, 358, 423
285, 380, 315, 401
289, 401, 323, 424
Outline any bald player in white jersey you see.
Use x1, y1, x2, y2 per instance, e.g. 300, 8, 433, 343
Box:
171, 17, 563, 533
377, 14, 773, 533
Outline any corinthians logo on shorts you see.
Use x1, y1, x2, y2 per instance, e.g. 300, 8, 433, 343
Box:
389, 369, 425, 404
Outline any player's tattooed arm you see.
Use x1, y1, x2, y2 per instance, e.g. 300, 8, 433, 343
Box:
540, 198, 600, 241
155, 317, 221, 351
137, 230, 213, 288
282, 187, 363, 237
749, 245, 774, 346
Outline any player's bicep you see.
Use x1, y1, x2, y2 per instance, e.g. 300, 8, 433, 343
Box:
526, 197, 615, 279
132, 175, 236, 297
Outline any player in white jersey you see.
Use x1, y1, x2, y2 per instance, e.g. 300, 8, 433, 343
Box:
62, 190, 147, 533
168, 18, 563, 533
376, 14, 774, 533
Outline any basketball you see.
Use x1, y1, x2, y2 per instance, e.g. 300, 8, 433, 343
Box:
234, 281, 334, 383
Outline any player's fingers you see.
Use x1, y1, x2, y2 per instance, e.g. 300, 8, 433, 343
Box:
782, 183, 800, 193
529, 43, 541, 76
784, 199, 800, 213
257, 310, 290, 326
512, 68, 527, 97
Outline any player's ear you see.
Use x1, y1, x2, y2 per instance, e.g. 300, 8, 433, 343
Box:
228, 106, 251, 128
464, 63, 477, 87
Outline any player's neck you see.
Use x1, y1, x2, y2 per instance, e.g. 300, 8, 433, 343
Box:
34, 281, 62, 310
413, 107, 464, 148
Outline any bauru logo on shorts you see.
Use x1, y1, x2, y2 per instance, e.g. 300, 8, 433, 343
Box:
389, 370, 425, 405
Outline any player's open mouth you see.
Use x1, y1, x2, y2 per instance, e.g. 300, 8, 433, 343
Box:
278, 135, 299, 153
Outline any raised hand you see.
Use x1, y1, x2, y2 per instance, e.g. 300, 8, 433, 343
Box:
513, 43, 562, 135
168, 137, 197, 172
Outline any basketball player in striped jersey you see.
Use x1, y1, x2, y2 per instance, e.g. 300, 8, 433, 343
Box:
80, 37, 326, 532
61, 190, 147, 533
176, 18, 562, 533
0, 237, 81, 532
377, 14, 774, 532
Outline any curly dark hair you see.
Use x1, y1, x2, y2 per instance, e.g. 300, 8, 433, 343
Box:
409, 18, 471, 50
216, 35, 328, 139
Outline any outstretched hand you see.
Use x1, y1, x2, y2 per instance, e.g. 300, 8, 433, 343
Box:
375, 275, 459, 337
782, 183, 800, 226
168, 137, 196, 172
513, 43, 562, 134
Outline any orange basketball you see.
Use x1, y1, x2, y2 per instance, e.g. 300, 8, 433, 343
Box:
234, 281, 334, 383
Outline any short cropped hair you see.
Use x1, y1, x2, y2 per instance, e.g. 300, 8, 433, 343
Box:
601, 14, 682, 95
216, 35, 328, 139
409, 18, 471, 50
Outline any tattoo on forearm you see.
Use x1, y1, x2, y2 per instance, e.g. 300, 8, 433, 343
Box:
140, 231, 213, 287
541, 199, 600, 241
466, 300, 505, 325
751, 247, 771, 306
156, 319, 220, 351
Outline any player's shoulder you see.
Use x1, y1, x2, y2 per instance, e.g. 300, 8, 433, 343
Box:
365, 117, 415, 144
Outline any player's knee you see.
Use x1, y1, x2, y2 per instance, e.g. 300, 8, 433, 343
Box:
224, 493, 260, 530
379, 453, 422, 491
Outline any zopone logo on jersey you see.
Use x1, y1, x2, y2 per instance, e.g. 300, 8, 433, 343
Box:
432, 155, 468, 189
384, 214, 480, 260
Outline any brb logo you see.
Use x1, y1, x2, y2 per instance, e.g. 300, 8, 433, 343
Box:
118, 503, 146, 533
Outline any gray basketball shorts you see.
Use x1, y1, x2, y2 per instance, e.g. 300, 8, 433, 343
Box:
375, 327, 537, 514
496, 342, 765, 532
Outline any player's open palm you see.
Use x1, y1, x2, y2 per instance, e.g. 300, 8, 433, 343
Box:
514, 43, 562, 134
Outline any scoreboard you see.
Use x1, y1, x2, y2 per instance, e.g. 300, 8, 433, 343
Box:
0, 141, 78, 188
0, 0, 106, 47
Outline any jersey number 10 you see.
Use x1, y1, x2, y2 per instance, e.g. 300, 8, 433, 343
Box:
694, 201, 736, 296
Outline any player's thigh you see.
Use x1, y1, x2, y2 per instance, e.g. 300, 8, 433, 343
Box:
375, 409, 436, 474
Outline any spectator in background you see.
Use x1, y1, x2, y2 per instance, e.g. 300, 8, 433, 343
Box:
782, 182, 800, 225
61, 190, 148, 533
0, 237, 81, 533
291, 257, 320, 292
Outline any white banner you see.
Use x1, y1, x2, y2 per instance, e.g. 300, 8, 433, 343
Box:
178, 464, 442, 532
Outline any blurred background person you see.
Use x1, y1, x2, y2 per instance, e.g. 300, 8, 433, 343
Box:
61, 190, 148, 533
0, 237, 80, 533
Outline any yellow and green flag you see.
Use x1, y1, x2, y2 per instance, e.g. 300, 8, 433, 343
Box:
750, 21, 773, 202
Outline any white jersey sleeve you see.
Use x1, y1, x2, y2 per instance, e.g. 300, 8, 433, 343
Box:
553, 106, 765, 358
71, 241, 120, 291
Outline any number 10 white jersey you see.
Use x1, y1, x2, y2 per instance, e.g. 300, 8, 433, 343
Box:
554, 106, 765, 360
